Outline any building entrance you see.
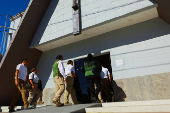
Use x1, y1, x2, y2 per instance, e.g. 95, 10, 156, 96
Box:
74, 53, 112, 103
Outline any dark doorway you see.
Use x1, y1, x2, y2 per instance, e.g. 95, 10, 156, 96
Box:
95, 53, 112, 78
74, 53, 113, 103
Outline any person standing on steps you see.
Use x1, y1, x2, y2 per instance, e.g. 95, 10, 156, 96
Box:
64, 60, 81, 105
9, 59, 34, 112
27, 68, 44, 107
81, 54, 102, 103
100, 65, 112, 102
52, 55, 66, 107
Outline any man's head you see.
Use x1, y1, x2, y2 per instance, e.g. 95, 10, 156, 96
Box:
31, 68, 37, 74
22, 58, 29, 66
67, 60, 73, 66
56, 55, 63, 60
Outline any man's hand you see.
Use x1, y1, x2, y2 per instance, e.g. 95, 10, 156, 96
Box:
32, 85, 35, 90
64, 78, 67, 81
15, 81, 19, 86
15, 70, 19, 86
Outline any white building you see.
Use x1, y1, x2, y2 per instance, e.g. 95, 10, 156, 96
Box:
6, 11, 24, 49
1, 0, 170, 106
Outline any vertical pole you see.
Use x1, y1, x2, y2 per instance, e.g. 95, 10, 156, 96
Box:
0, 14, 8, 54
2, 14, 8, 55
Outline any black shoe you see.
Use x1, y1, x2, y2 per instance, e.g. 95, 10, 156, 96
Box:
9, 109, 15, 112
56, 102, 64, 107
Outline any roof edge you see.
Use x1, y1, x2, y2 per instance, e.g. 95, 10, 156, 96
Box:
10, 11, 25, 21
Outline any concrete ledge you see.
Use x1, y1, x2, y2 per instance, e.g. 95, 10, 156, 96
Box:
86, 105, 170, 112
102, 99, 170, 107
86, 100, 170, 112
0, 105, 46, 112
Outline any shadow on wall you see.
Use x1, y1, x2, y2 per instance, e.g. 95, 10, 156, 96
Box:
113, 80, 126, 102
37, 18, 170, 89
33, 0, 59, 45
0, 54, 2, 62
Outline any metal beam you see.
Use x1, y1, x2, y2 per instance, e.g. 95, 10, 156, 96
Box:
0, 26, 16, 31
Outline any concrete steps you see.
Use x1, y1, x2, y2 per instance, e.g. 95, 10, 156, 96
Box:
0, 104, 46, 112
85, 100, 170, 113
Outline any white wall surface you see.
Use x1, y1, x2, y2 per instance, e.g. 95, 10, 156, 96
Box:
6, 17, 22, 49
36, 18, 170, 89
31, 0, 155, 47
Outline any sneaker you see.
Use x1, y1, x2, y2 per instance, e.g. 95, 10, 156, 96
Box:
56, 102, 64, 107
37, 101, 44, 105
24, 105, 34, 110
64, 102, 72, 106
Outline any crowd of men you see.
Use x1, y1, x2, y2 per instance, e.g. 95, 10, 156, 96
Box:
9, 53, 113, 112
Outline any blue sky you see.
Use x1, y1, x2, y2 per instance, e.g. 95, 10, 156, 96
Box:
0, 0, 30, 54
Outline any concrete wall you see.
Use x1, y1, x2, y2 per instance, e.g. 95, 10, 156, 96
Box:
0, 54, 2, 62
114, 72, 170, 102
37, 17, 170, 88
37, 17, 170, 104
6, 17, 22, 49
31, 0, 155, 47
0, 0, 51, 106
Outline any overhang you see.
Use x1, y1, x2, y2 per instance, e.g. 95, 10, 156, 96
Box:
31, 4, 158, 51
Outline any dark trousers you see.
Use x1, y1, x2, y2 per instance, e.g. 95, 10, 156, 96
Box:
101, 78, 111, 102
86, 75, 101, 99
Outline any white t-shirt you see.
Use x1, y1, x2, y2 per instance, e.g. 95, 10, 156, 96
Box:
65, 64, 75, 75
100, 67, 110, 79
16, 63, 28, 81
57, 60, 66, 78
29, 72, 39, 83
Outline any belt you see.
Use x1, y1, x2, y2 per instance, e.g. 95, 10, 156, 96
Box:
67, 74, 72, 76
102, 78, 109, 80
19, 79, 25, 81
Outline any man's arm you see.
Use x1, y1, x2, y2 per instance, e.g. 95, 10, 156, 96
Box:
15, 70, 19, 86
29, 79, 34, 90
58, 61, 66, 81
108, 70, 111, 82
71, 71, 77, 78
108, 74, 111, 82
26, 75, 30, 83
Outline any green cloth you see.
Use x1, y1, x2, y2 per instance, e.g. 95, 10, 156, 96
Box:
53, 60, 61, 77
84, 62, 96, 77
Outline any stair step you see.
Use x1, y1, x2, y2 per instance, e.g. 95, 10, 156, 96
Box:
85, 100, 170, 113
85, 105, 170, 112
0, 105, 46, 112
102, 99, 170, 107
